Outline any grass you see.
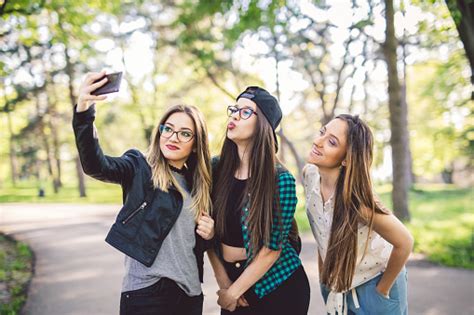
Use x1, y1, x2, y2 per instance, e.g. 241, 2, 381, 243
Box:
1, 180, 473, 269
0, 235, 33, 315
402, 185, 473, 269
0, 179, 122, 204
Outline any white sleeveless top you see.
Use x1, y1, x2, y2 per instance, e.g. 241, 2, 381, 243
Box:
303, 164, 393, 314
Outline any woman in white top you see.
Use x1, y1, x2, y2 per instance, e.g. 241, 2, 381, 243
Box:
303, 114, 414, 315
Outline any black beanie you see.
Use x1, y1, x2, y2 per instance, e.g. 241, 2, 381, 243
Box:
236, 86, 282, 152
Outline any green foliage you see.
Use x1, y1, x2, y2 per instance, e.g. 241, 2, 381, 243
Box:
407, 51, 472, 175
404, 0, 472, 176
1, 0, 45, 16
0, 235, 33, 315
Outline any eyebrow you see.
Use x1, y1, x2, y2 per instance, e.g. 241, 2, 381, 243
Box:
164, 122, 193, 132
234, 104, 255, 110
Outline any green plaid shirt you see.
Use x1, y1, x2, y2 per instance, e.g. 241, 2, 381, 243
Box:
241, 171, 301, 298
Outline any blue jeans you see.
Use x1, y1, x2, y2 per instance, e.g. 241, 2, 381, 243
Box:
320, 268, 408, 315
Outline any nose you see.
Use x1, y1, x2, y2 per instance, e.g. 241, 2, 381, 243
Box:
230, 110, 240, 121
169, 132, 179, 142
313, 135, 323, 148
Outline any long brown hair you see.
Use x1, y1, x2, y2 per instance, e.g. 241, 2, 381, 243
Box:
213, 104, 280, 260
320, 114, 390, 292
146, 104, 212, 220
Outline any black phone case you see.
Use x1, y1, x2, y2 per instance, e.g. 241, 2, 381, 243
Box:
91, 72, 123, 96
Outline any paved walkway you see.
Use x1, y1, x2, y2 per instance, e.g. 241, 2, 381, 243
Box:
0, 204, 472, 314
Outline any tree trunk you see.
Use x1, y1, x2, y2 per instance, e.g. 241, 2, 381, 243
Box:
49, 105, 62, 189
401, 1, 414, 187
64, 46, 86, 197
44, 58, 63, 188
35, 94, 59, 193
400, 80, 414, 188
445, 0, 474, 99
6, 110, 18, 186
384, 0, 410, 221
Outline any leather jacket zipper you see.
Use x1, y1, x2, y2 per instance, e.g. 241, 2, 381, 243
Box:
122, 201, 147, 224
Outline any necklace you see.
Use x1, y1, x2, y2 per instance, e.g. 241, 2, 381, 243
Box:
169, 164, 186, 175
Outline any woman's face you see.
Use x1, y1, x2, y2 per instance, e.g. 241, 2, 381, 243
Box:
307, 118, 349, 169
226, 98, 258, 146
159, 112, 195, 169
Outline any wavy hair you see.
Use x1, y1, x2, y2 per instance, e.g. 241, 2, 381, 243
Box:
146, 105, 212, 219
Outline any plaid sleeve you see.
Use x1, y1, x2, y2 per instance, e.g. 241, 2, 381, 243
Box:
266, 172, 298, 250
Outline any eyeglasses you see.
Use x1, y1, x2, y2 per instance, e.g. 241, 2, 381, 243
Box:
159, 125, 194, 143
227, 105, 258, 120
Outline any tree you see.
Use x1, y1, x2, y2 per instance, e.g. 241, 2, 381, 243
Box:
384, 0, 410, 220
445, 0, 474, 100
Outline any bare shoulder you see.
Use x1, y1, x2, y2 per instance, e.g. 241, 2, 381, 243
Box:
359, 205, 393, 226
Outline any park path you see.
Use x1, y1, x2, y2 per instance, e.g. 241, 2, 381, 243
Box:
0, 203, 473, 315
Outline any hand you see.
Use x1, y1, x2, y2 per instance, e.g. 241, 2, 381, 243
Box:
375, 284, 390, 299
217, 289, 238, 312
237, 296, 249, 307
216, 274, 248, 307
77, 70, 109, 112
196, 213, 215, 240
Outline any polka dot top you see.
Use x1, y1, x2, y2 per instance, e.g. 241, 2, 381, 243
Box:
303, 164, 393, 290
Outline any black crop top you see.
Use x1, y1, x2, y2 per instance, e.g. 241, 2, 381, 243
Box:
222, 177, 247, 247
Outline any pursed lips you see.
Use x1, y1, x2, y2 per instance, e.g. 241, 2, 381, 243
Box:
227, 122, 236, 130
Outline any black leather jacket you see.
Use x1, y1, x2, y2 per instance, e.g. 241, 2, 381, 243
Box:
72, 105, 209, 282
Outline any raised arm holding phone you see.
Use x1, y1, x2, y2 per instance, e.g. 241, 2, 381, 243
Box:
73, 70, 214, 315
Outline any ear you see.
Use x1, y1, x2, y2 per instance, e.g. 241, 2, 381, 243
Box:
341, 160, 347, 167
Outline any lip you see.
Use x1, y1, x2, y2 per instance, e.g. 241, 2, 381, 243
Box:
227, 122, 236, 130
166, 144, 180, 151
311, 145, 322, 156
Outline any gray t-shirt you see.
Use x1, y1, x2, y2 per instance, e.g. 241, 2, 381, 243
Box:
121, 172, 201, 296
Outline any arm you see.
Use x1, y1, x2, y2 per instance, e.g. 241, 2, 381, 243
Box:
225, 246, 281, 299
366, 209, 414, 297
207, 248, 233, 289
218, 172, 297, 310
72, 71, 136, 185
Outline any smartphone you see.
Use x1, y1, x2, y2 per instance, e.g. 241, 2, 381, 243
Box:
91, 72, 123, 96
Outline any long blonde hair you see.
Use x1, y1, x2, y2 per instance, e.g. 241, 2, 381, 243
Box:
146, 104, 212, 219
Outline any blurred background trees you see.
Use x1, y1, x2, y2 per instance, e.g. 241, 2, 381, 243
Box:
1, 0, 472, 220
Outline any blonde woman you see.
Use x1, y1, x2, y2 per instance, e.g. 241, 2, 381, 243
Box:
73, 71, 214, 315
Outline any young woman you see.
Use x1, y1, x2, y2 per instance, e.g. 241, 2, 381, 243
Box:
303, 114, 414, 315
72, 71, 214, 315
208, 86, 310, 315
